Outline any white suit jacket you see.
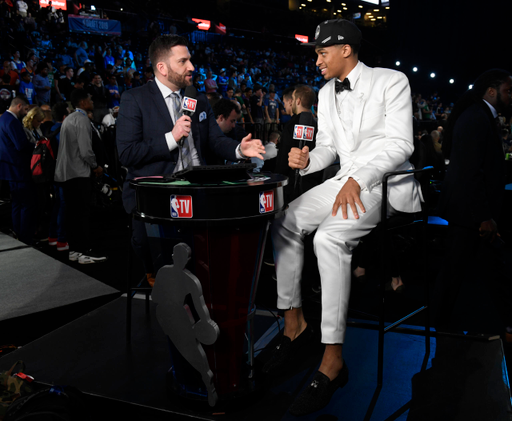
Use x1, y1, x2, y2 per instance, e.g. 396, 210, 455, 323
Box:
303, 63, 422, 213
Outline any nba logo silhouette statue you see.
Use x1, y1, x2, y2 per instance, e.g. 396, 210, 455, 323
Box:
152, 243, 220, 406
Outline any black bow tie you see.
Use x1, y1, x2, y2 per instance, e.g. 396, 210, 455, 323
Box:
335, 78, 351, 94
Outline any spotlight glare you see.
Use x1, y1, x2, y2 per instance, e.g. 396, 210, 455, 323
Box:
395, 61, 400, 66
413, 67, 418, 72
469, 84, 473, 90
449, 79, 455, 84
430, 73, 436, 78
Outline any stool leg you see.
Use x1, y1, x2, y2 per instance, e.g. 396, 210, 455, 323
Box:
126, 219, 133, 345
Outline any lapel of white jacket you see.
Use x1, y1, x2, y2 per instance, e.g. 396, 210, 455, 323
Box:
325, 79, 349, 152
351, 64, 372, 145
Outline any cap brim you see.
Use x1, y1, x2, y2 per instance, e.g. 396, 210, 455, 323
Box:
302, 41, 317, 47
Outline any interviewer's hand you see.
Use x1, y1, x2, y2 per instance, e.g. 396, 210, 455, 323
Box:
479, 219, 497, 242
288, 146, 309, 169
172, 115, 192, 142
240, 133, 265, 159
332, 178, 366, 219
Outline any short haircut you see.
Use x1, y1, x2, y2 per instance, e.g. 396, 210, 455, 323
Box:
472, 68, 511, 98
294, 84, 316, 109
269, 131, 281, 143
212, 98, 239, 120
282, 86, 295, 100
52, 102, 69, 122
70, 88, 89, 109
35, 62, 48, 74
2, 74, 11, 84
148, 35, 188, 71
10, 96, 27, 108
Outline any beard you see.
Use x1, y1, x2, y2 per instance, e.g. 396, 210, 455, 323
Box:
166, 63, 192, 90
495, 91, 511, 115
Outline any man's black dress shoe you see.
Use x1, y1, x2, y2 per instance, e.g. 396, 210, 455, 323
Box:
262, 325, 313, 374
289, 362, 349, 416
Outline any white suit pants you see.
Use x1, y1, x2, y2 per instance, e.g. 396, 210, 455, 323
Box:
271, 178, 384, 344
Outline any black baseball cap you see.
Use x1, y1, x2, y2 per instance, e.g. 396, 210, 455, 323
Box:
305, 19, 362, 48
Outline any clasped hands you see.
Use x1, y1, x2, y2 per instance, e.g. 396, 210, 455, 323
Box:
288, 146, 366, 219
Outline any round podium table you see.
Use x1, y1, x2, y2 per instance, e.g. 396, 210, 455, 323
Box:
130, 173, 287, 405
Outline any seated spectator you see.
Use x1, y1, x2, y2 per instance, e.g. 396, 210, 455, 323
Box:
204, 70, 218, 93
0, 61, 19, 86
213, 98, 244, 141
56, 47, 74, 68
143, 66, 154, 84
131, 72, 142, 88
102, 106, 119, 130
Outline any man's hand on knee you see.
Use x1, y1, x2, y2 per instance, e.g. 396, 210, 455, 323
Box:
332, 178, 366, 219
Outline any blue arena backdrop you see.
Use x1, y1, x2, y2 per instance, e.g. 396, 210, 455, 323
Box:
68, 14, 122, 36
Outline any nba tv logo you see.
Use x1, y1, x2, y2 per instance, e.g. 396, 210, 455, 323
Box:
259, 191, 274, 214
171, 195, 193, 218
293, 125, 314, 141
182, 97, 197, 112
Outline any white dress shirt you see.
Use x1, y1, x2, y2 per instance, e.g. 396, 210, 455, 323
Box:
154, 77, 200, 166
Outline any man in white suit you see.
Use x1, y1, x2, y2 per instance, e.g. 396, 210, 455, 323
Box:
266, 19, 422, 415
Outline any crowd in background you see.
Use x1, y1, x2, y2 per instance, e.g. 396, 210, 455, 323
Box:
1, 0, 512, 252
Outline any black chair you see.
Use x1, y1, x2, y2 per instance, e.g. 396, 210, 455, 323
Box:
348, 166, 434, 388
377, 165, 433, 386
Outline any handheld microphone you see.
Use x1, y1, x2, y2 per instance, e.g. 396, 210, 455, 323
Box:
181, 85, 198, 117
176, 85, 198, 148
292, 112, 315, 193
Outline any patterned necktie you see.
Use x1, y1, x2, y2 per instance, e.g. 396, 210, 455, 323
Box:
170, 92, 192, 169
335, 78, 351, 94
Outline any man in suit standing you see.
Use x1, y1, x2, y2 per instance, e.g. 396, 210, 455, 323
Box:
267, 19, 422, 415
0, 97, 34, 244
116, 35, 264, 283
435, 69, 512, 331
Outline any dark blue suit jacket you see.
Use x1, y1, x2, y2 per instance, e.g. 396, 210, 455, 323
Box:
437, 101, 505, 228
116, 80, 240, 213
0, 111, 33, 181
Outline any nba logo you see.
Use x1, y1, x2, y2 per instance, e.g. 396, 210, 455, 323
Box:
259, 191, 274, 214
293, 125, 303, 139
170, 195, 193, 218
304, 126, 314, 141
182, 97, 197, 112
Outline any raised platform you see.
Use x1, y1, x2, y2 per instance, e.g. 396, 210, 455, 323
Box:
1, 296, 510, 420
0, 233, 120, 344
